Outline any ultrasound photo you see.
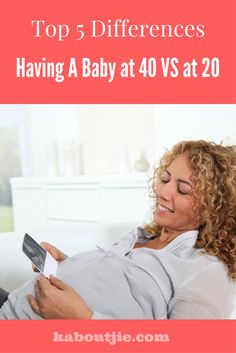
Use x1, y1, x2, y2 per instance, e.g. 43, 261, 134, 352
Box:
22, 233, 47, 272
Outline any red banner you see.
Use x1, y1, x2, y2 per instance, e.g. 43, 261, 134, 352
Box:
0, 0, 235, 103
0, 320, 235, 353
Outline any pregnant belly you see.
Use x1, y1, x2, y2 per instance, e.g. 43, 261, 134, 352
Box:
57, 251, 168, 319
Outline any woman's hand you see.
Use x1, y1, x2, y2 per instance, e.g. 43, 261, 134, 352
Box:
32, 242, 67, 272
28, 275, 93, 320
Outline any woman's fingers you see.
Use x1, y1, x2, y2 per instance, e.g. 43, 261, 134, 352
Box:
49, 275, 68, 290
36, 275, 51, 291
28, 275, 93, 319
40, 242, 58, 257
32, 264, 39, 272
37, 275, 67, 291
27, 294, 40, 315
35, 279, 42, 300
31, 242, 66, 272
40, 242, 67, 262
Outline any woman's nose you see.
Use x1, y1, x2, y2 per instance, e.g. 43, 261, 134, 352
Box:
157, 182, 174, 200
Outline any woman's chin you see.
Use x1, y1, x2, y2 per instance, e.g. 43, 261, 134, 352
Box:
154, 214, 170, 228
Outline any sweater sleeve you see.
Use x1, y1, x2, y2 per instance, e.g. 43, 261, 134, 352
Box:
91, 311, 114, 320
168, 263, 236, 319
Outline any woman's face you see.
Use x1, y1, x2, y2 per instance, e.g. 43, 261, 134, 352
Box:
155, 154, 200, 234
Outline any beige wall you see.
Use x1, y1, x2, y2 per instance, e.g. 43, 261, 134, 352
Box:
78, 105, 154, 174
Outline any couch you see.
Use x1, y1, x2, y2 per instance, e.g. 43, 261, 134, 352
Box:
0, 223, 235, 318
0, 223, 134, 292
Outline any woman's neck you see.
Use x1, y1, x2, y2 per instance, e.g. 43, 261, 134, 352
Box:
134, 228, 196, 250
158, 228, 183, 245
134, 228, 183, 250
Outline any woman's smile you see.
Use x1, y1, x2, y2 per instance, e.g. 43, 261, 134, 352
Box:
156, 203, 174, 214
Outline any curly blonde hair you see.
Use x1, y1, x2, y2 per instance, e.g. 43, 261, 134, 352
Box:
145, 140, 236, 280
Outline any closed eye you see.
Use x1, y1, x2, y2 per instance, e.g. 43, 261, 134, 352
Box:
160, 179, 191, 195
178, 188, 190, 195
160, 178, 170, 184
178, 185, 192, 195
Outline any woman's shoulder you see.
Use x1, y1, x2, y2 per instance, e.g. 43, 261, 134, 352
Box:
184, 253, 234, 289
